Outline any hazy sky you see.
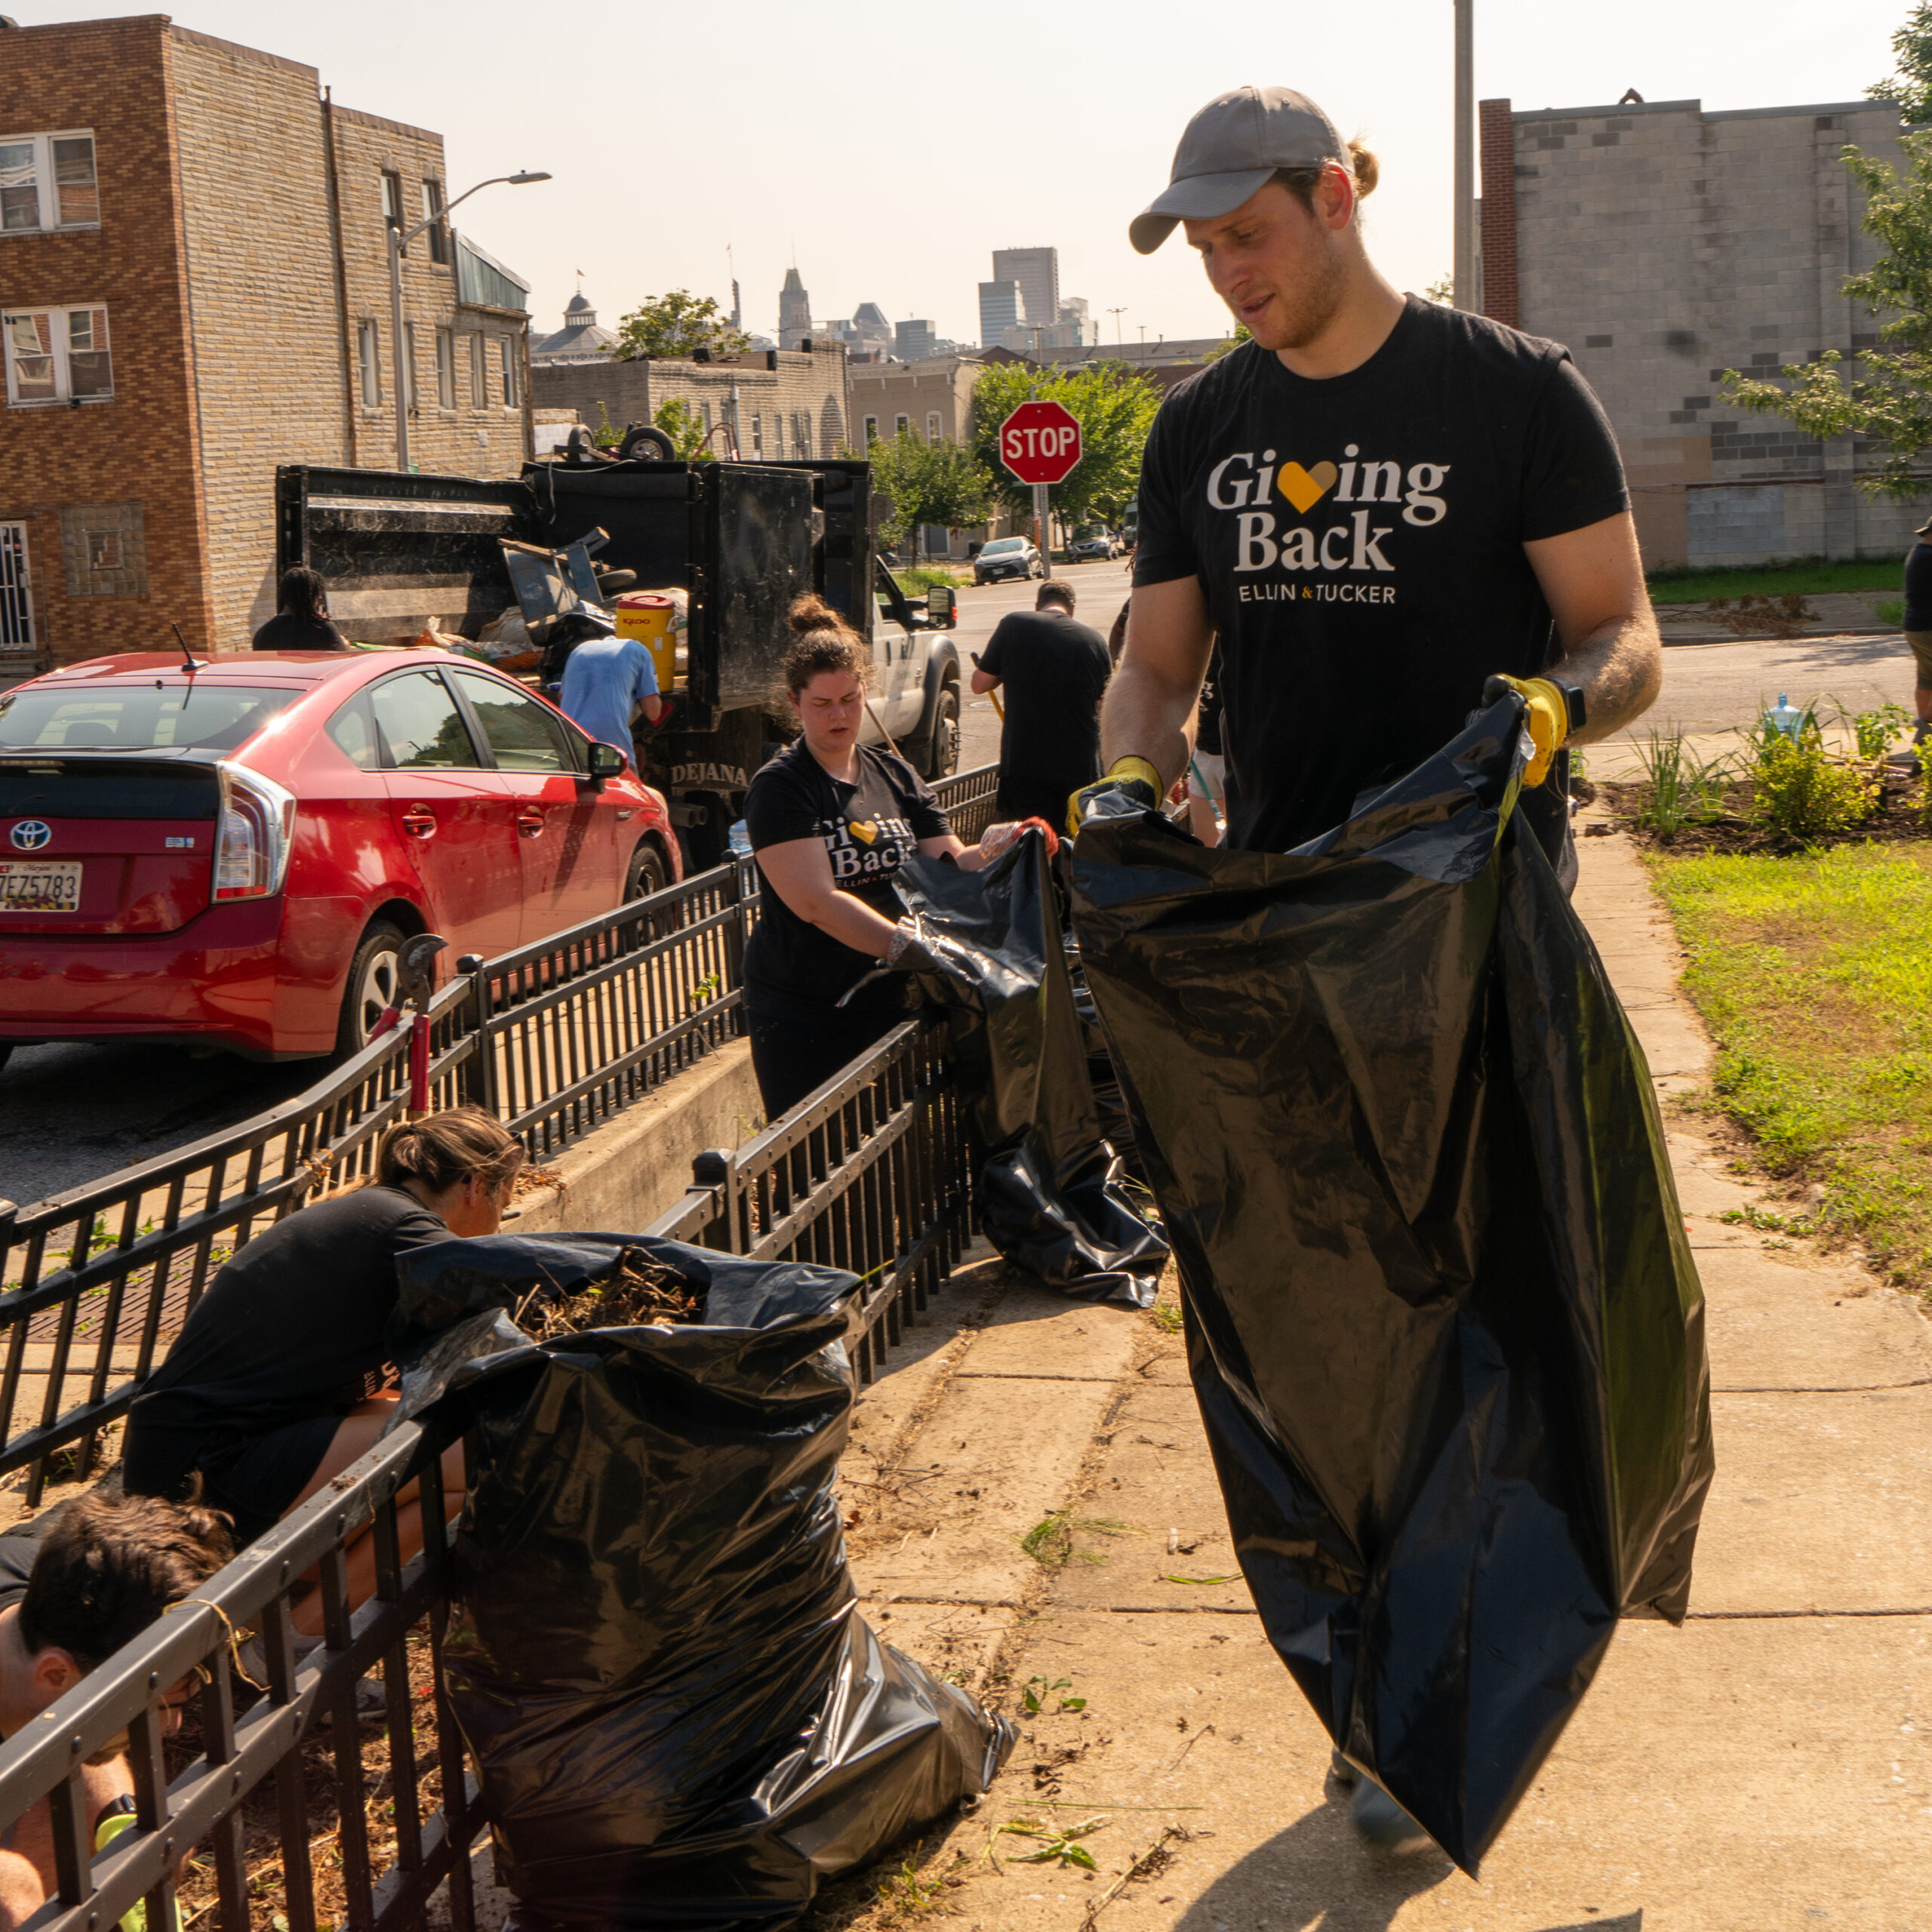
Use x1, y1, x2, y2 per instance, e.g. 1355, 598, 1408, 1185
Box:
8, 0, 1918, 346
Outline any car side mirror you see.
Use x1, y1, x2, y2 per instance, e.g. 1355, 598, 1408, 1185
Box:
926, 586, 956, 627
586, 741, 627, 787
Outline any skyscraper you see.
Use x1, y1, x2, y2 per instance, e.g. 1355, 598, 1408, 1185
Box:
779, 267, 811, 345
895, 318, 937, 361
992, 247, 1060, 325
978, 279, 1021, 346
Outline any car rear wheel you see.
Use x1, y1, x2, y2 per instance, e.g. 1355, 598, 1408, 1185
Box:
335, 921, 405, 1059
923, 685, 960, 780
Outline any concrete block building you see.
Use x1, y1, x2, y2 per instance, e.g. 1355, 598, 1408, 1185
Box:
0, 14, 531, 670
1478, 92, 1921, 568
529, 344, 850, 463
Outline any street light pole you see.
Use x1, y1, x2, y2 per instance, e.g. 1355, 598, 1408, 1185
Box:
1452, 0, 1476, 309
1106, 306, 1125, 346
388, 168, 551, 473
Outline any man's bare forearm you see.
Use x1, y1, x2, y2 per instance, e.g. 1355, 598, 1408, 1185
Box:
1100, 658, 1200, 790
1553, 608, 1662, 744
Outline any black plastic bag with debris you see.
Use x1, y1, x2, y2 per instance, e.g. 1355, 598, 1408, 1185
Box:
388, 1232, 1016, 1932
1068, 693, 1714, 1875
886, 830, 1167, 1307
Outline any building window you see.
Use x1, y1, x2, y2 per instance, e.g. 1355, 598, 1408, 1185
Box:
751, 414, 762, 457
421, 180, 448, 265
894, 413, 910, 437
58, 502, 147, 597
380, 171, 402, 235
499, 337, 518, 407
3, 305, 112, 405
435, 327, 455, 408
357, 319, 380, 406
927, 411, 943, 441
790, 411, 811, 458
0, 523, 34, 654
469, 332, 488, 408
863, 414, 878, 444
700, 401, 713, 437
0, 132, 98, 234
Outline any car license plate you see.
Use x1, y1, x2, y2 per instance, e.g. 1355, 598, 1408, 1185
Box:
0, 860, 82, 912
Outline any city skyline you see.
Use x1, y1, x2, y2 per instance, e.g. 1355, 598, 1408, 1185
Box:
8, 0, 1913, 349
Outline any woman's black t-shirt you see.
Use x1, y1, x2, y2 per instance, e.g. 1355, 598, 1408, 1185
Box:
123, 1186, 449, 1500
1133, 296, 1629, 854
743, 741, 949, 1018
1903, 538, 1932, 632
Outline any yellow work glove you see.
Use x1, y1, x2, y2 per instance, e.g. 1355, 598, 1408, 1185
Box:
1485, 675, 1578, 787
1068, 756, 1164, 838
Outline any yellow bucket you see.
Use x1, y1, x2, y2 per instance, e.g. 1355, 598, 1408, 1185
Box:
614, 592, 679, 693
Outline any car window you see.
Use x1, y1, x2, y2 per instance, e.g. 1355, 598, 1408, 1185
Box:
983, 538, 1023, 555
325, 691, 380, 771
369, 672, 482, 770
0, 684, 297, 752
451, 669, 577, 774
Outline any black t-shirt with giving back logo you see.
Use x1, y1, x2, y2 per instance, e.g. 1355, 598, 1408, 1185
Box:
1132, 296, 1629, 855
743, 740, 949, 1018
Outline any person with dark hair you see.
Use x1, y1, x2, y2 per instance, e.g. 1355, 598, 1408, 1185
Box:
1900, 518, 1932, 770
741, 594, 1044, 1118
252, 565, 349, 651
971, 579, 1112, 829
0, 1493, 234, 1929
123, 1106, 521, 1628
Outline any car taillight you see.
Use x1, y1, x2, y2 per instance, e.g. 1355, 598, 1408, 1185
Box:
213, 763, 297, 900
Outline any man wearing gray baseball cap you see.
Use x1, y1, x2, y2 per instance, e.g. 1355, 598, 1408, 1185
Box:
1069, 85, 1665, 1857
1075, 85, 1660, 883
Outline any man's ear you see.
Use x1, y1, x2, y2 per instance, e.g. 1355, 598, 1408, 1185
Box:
1316, 162, 1357, 232
29, 1646, 82, 1709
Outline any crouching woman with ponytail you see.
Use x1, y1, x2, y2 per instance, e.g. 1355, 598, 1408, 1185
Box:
124, 1107, 521, 1627
743, 595, 1053, 1119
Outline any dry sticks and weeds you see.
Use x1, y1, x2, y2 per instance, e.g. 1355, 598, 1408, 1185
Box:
514, 1250, 703, 1339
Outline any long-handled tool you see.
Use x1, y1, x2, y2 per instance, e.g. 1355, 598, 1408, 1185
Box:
971, 653, 1004, 720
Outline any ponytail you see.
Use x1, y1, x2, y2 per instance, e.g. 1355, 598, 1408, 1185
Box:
376, 1105, 522, 1195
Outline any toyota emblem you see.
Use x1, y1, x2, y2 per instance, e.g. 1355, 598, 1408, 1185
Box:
8, 820, 51, 853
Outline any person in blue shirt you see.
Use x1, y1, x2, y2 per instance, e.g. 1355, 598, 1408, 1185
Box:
558, 634, 665, 764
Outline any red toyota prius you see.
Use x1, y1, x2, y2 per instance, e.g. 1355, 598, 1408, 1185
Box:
0, 651, 680, 1067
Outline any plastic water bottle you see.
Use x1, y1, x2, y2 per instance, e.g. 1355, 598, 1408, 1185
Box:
727, 820, 752, 857
1764, 694, 1803, 742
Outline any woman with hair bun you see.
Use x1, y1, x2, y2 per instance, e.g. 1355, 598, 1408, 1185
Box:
125, 1106, 521, 1574
743, 593, 1051, 1117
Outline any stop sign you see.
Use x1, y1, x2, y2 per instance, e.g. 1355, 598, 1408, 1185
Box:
998, 401, 1082, 485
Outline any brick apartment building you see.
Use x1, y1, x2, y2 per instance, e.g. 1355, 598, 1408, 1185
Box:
530, 341, 849, 464
1478, 91, 1921, 568
0, 14, 533, 670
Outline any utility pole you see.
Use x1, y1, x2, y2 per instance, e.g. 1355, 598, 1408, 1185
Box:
1107, 306, 1126, 346
1452, 0, 1477, 310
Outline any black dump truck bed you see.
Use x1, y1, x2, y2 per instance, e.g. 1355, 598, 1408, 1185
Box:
275, 457, 884, 731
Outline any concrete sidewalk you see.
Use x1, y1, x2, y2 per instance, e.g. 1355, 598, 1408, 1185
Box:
814, 815, 1932, 1932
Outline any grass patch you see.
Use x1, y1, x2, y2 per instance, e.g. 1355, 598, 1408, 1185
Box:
1877, 597, 1906, 626
1647, 842, 1932, 1291
1020, 1511, 1135, 1568
1644, 558, 1900, 605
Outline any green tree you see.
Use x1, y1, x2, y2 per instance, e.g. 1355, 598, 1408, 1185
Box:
968, 361, 1162, 529
651, 397, 715, 460
1204, 323, 1251, 361
610, 290, 751, 361
866, 429, 998, 551
1869, 2, 1932, 124
1720, 131, 1932, 498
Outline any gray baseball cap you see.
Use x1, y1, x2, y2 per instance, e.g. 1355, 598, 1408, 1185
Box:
1130, 86, 1346, 255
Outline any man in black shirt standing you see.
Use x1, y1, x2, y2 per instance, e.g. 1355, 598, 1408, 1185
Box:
1075, 84, 1663, 1854
1084, 85, 1660, 883
973, 580, 1112, 827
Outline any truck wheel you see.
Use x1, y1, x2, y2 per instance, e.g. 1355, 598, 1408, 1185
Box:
921, 685, 960, 779
335, 921, 405, 1059
0, 1044, 11, 1080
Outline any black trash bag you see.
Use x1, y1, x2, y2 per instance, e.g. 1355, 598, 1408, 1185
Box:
389, 1232, 1016, 1931
890, 832, 1167, 1306
1068, 695, 1714, 1875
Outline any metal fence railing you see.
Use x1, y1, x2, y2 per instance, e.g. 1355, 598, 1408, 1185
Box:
0, 767, 997, 1504
657, 1013, 970, 1384
0, 1008, 978, 1932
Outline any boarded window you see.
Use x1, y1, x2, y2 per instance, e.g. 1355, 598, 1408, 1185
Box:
59, 502, 147, 597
